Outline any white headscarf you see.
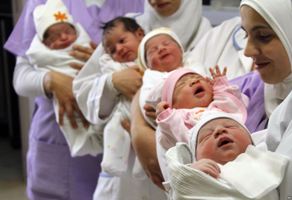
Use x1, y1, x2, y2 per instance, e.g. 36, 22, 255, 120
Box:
240, 0, 292, 117
136, 0, 211, 51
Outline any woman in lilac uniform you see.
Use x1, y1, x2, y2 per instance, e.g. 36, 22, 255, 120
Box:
5, 0, 144, 199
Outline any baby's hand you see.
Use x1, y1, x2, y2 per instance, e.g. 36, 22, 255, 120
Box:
156, 101, 170, 116
209, 65, 227, 79
191, 159, 221, 178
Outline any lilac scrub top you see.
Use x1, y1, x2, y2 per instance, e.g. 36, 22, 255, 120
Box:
27, 97, 102, 200
5, 0, 144, 199
230, 71, 268, 133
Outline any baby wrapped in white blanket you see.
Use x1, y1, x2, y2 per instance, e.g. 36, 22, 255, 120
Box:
165, 111, 288, 200
26, 0, 103, 157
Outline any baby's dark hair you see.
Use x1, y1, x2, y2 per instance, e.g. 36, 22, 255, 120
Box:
101, 16, 142, 35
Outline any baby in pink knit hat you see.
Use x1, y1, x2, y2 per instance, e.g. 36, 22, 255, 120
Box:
156, 66, 249, 150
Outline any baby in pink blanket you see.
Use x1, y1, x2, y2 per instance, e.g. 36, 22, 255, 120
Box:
156, 66, 249, 149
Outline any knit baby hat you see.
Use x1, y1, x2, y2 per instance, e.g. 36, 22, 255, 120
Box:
33, 0, 74, 41
138, 27, 184, 70
189, 110, 251, 160
161, 68, 198, 107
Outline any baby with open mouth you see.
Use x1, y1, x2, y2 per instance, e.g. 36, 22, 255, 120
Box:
155, 66, 249, 150
164, 111, 288, 200
190, 111, 253, 178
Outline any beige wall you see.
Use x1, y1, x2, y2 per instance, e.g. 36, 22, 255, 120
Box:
12, 0, 24, 23
11, 0, 33, 177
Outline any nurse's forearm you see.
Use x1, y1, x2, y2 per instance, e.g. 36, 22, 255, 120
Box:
130, 91, 164, 190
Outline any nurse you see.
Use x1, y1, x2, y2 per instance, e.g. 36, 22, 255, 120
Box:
240, 0, 292, 199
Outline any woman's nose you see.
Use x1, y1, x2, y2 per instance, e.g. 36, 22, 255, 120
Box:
244, 38, 260, 58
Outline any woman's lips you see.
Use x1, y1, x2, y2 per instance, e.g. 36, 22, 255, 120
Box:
156, 2, 170, 9
254, 61, 270, 70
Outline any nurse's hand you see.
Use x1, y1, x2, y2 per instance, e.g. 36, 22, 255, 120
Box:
121, 117, 131, 134
43, 71, 89, 129
112, 67, 143, 100
155, 101, 169, 116
144, 103, 157, 120
69, 42, 97, 71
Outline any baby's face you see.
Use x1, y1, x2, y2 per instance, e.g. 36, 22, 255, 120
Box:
148, 0, 181, 17
43, 23, 77, 49
172, 73, 213, 109
196, 118, 252, 165
145, 34, 183, 72
103, 23, 144, 63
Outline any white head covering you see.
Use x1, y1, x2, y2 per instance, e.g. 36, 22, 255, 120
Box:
136, 0, 211, 52
240, 0, 292, 116
33, 0, 75, 41
138, 27, 184, 70
189, 111, 250, 160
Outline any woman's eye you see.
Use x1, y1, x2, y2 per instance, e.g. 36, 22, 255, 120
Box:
257, 32, 273, 43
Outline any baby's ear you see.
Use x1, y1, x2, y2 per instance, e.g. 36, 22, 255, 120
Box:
136, 27, 145, 38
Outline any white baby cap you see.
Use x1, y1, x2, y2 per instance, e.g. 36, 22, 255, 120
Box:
33, 0, 74, 41
138, 27, 184, 70
189, 110, 250, 160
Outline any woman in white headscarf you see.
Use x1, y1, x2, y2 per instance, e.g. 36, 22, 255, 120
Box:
137, 0, 211, 52
188, 16, 254, 79
240, 0, 292, 199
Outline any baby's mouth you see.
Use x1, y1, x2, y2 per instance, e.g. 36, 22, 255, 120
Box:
217, 137, 233, 147
160, 53, 170, 59
193, 86, 205, 97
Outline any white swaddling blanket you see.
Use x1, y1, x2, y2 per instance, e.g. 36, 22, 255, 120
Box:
26, 23, 90, 77
165, 143, 288, 200
26, 24, 104, 157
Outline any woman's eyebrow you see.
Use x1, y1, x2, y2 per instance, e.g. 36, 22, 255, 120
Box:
251, 25, 271, 33
241, 24, 271, 32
